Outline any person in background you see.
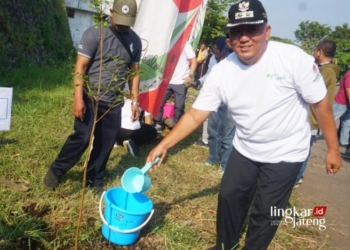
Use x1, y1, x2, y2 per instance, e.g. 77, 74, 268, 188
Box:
334, 69, 350, 161
154, 41, 197, 131
193, 36, 233, 148
202, 45, 213, 79
146, 1, 341, 249
195, 43, 209, 80
333, 66, 350, 148
193, 37, 235, 174
295, 39, 340, 188
115, 98, 157, 157
43, 0, 141, 194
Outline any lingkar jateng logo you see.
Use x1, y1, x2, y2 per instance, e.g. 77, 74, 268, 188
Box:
270, 206, 327, 231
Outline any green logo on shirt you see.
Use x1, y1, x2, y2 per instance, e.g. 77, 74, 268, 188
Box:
267, 73, 286, 80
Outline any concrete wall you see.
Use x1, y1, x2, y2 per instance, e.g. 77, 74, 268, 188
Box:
66, 0, 95, 12
65, 0, 97, 47
66, 8, 95, 47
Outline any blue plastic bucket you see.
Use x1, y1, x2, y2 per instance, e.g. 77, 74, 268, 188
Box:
99, 187, 154, 245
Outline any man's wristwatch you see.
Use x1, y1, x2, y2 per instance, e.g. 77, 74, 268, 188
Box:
131, 101, 140, 106
189, 73, 194, 79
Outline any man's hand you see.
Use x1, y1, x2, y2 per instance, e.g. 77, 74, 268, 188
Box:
146, 145, 168, 172
325, 150, 342, 174
145, 108, 211, 172
72, 98, 85, 121
182, 76, 192, 85
130, 104, 140, 122
72, 55, 89, 121
311, 96, 342, 174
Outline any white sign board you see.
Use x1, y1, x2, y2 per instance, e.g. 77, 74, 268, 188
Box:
0, 87, 13, 131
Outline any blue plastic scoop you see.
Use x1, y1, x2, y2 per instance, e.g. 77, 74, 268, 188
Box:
121, 157, 160, 193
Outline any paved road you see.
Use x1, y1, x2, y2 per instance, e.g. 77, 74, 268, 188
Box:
295, 138, 350, 250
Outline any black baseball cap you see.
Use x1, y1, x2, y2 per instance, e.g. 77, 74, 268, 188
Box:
226, 0, 268, 28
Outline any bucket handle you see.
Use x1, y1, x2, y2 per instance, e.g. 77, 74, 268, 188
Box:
99, 191, 154, 234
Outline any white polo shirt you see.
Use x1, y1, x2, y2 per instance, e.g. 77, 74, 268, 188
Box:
121, 99, 151, 130
170, 42, 196, 85
192, 41, 326, 163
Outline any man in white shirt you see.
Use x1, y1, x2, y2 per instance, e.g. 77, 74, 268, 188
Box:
146, 1, 341, 249
154, 41, 197, 131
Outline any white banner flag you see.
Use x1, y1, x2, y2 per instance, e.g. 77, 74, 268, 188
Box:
134, 0, 208, 116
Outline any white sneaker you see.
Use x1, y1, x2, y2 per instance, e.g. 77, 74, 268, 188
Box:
194, 140, 209, 149
123, 139, 138, 157
154, 124, 164, 132
218, 165, 225, 177
294, 179, 303, 189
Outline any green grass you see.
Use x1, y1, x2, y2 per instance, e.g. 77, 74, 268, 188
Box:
0, 64, 328, 249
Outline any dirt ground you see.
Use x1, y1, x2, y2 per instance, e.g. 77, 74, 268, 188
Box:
295, 137, 350, 249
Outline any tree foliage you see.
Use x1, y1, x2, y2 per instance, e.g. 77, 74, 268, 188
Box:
294, 21, 350, 75
269, 36, 296, 46
200, 0, 238, 47
294, 21, 332, 53
328, 24, 350, 75
0, 0, 73, 72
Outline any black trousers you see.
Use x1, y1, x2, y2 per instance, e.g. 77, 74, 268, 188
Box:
116, 123, 157, 146
216, 147, 302, 250
50, 98, 122, 187
155, 84, 187, 126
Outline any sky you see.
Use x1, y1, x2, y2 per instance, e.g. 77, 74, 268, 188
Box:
260, 0, 350, 41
